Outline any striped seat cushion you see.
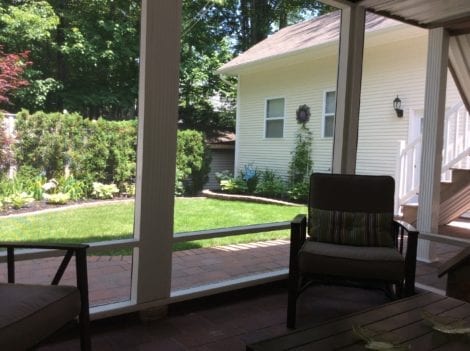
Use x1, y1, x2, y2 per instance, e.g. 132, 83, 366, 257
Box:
308, 208, 394, 247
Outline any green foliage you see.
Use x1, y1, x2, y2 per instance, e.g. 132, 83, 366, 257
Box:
287, 180, 309, 203
1, 0, 140, 117
2, 192, 34, 209
220, 178, 248, 194
0, 0, 60, 111
255, 169, 286, 198
215, 170, 233, 182
240, 164, 258, 193
43, 192, 70, 205
174, 168, 185, 196
57, 176, 87, 200
287, 126, 312, 203
92, 182, 119, 199
14, 110, 137, 190
122, 182, 135, 197
176, 130, 211, 195
0, 166, 45, 200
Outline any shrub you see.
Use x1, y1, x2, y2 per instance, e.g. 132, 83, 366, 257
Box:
288, 180, 309, 203
0, 166, 45, 200
92, 182, 119, 199
255, 169, 286, 198
3, 192, 34, 209
241, 164, 258, 194
215, 170, 233, 182
122, 182, 136, 197
287, 125, 312, 203
58, 176, 87, 200
174, 168, 185, 196
176, 130, 211, 195
43, 192, 70, 205
14, 110, 67, 179
220, 177, 247, 194
288, 126, 313, 185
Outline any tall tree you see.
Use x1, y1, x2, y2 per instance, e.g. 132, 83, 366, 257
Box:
237, 0, 333, 51
178, 0, 238, 136
0, 0, 60, 111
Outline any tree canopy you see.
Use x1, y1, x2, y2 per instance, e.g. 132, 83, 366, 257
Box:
0, 0, 333, 134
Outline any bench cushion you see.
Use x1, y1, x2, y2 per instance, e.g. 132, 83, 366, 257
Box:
298, 241, 405, 282
0, 283, 80, 350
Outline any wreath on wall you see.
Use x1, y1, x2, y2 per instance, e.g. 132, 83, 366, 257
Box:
296, 104, 311, 125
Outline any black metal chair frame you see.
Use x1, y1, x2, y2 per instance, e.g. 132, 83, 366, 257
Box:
1, 242, 91, 350
286, 178, 419, 329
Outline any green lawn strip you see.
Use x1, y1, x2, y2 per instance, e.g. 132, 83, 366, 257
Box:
0, 198, 306, 252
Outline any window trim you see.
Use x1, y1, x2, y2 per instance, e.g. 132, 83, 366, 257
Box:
264, 97, 286, 139
322, 90, 336, 138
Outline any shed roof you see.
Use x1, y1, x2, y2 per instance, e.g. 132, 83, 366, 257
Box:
217, 11, 402, 75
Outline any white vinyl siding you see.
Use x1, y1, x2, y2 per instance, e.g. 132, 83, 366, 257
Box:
265, 98, 285, 138
323, 91, 336, 138
235, 29, 462, 180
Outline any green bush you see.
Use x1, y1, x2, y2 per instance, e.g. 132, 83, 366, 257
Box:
14, 110, 137, 191
288, 180, 309, 203
92, 182, 119, 199
176, 130, 211, 195
3, 192, 35, 209
255, 169, 286, 198
220, 177, 248, 194
287, 125, 312, 203
43, 192, 70, 205
240, 164, 258, 193
57, 176, 87, 200
288, 126, 313, 185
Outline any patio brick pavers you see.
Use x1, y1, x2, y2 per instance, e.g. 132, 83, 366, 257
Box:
0, 236, 466, 307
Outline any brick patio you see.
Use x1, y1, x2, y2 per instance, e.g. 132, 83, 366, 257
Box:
1, 232, 467, 307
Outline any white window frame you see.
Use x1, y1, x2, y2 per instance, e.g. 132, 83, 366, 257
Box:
322, 90, 336, 138
264, 97, 285, 139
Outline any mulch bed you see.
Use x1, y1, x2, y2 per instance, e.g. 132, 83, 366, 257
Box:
0, 197, 132, 217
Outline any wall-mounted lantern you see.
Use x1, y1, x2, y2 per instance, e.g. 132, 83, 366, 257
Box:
393, 95, 404, 118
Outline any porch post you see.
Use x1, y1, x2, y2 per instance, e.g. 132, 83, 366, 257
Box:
332, 5, 365, 174
416, 27, 449, 262
133, 1, 182, 304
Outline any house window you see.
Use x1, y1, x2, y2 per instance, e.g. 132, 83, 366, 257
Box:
323, 91, 336, 138
265, 98, 285, 138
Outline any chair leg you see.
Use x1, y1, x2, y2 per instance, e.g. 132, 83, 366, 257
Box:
287, 272, 299, 329
79, 305, 91, 350
404, 278, 415, 297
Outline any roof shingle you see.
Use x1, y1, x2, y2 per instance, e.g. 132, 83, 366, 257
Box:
218, 11, 400, 74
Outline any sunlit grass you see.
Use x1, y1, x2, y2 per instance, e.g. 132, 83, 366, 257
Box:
0, 198, 306, 251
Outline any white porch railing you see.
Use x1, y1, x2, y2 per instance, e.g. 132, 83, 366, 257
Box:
396, 101, 470, 213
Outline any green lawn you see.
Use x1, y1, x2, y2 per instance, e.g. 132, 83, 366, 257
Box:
0, 198, 306, 250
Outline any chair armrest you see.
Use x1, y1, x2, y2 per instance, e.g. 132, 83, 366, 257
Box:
0, 242, 89, 251
290, 214, 307, 270
393, 220, 417, 234
291, 214, 307, 248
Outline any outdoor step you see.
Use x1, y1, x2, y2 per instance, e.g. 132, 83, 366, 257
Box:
401, 168, 470, 225
441, 168, 470, 202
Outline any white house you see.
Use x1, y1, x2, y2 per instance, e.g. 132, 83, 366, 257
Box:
217, 11, 469, 223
